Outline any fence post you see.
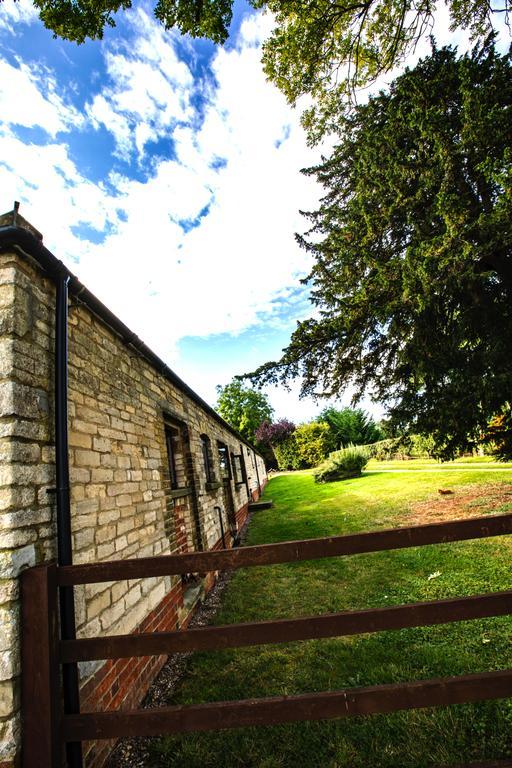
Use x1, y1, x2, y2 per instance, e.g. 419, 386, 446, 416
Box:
21, 563, 61, 767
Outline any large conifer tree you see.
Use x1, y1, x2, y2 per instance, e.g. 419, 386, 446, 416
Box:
248, 41, 512, 456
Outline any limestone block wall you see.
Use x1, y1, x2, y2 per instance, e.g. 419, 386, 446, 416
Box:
0, 251, 57, 768
0, 244, 267, 768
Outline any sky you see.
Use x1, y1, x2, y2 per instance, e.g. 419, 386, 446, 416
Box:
0, 1, 508, 424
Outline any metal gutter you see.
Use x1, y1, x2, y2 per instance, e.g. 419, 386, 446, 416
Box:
0, 224, 264, 456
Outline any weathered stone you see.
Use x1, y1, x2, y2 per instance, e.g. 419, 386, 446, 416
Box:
0, 248, 268, 768
69, 431, 92, 449
0, 529, 37, 548
74, 449, 100, 467
0, 546, 36, 579
0, 580, 18, 606
91, 468, 113, 483
0, 648, 20, 682
92, 437, 111, 453
87, 588, 111, 621
0, 679, 18, 717
0, 486, 35, 512
0, 382, 45, 420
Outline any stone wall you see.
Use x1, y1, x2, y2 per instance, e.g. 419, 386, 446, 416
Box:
0, 244, 267, 768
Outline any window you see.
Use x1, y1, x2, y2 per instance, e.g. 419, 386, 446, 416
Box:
165, 425, 179, 489
217, 442, 231, 480
201, 434, 214, 484
232, 453, 244, 485
164, 422, 186, 490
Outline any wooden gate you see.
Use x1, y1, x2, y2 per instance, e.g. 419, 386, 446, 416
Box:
21, 511, 512, 767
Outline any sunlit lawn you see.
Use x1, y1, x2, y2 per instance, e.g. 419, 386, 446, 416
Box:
151, 469, 512, 768
366, 457, 512, 471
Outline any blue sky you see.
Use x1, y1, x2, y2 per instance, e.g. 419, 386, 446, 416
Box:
0, 0, 344, 422
3, 1, 501, 423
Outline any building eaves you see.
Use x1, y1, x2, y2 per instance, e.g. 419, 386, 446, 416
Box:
0, 223, 262, 456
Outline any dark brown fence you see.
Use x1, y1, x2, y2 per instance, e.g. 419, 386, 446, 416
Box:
21, 511, 512, 767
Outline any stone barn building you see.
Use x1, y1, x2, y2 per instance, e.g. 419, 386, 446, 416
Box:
0, 207, 267, 767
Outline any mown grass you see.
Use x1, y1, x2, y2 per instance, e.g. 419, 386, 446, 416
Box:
151, 470, 512, 768
366, 457, 512, 471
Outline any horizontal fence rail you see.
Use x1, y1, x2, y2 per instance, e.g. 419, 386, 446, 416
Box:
57, 511, 512, 585
21, 510, 512, 767
61, 589, 512, 662
62, 669, 512, 741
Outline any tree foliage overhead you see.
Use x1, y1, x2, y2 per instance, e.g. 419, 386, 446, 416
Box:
260, 0, 511, 141
247, 41, 512, 457
215, 378, 274, 444
18, 0, 510, 138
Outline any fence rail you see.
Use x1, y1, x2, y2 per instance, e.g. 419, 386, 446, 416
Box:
62, 669, 512, 741
21, 510, 512, 767
60, 589, 512, 662
56, 511, 512, 585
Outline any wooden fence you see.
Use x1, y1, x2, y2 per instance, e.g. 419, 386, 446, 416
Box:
21, 511, 512, 767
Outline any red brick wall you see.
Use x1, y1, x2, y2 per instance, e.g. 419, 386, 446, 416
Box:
81, 580, 182, 768
80, 489, 260, 768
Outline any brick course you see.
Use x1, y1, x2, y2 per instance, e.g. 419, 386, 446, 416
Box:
0, 237, 267, 768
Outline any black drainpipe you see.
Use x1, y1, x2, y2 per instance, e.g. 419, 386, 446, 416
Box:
55, 273, 83, 768
215, 506, 226, 549
253, 449, 261, 496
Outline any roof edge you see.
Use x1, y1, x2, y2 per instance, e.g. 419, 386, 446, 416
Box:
0, 225, 263, 457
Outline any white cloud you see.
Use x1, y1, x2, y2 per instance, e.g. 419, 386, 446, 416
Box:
0, 58, 83, 136
2, 1, 509, 421
0, 0, 38, 33
54, 8, 323, 362
0, 130, 113, 261
86, 7, 194, 159
0, 5, 323, 406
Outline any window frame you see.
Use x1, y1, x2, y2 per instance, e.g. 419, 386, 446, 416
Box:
231, 453, 244, 486
200, 434, 215, 485
164, 423, 180, 490
217, 441, 231, 481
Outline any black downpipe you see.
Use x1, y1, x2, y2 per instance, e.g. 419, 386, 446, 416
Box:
253, 450, 261, 495
215, 506, 226, 549
55, 274, 83, 768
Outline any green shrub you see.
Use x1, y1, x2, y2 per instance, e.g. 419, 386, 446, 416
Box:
313, 444, 369, 483
294, 421, 332, 467
366, 437, 403, 461
274, 422, 332, 470
274, 436, 301, 470
364, 434, 436, 460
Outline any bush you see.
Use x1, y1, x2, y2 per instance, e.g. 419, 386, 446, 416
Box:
255, 418, 295, 446
366, 437, 404, 461
273, 421, 332, 470
313, 444, 369, 483
274, 436, 301, 470
483, 406, 512, 461
364, 434, 436, 461
294, 422, 332, 467
319, 407, 382, 448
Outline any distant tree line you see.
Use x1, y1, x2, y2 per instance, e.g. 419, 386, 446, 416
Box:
255, 406, 383, 471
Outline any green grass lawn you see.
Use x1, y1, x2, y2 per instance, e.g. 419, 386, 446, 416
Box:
151, 470, 512, 768
366, 457, 512, 471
